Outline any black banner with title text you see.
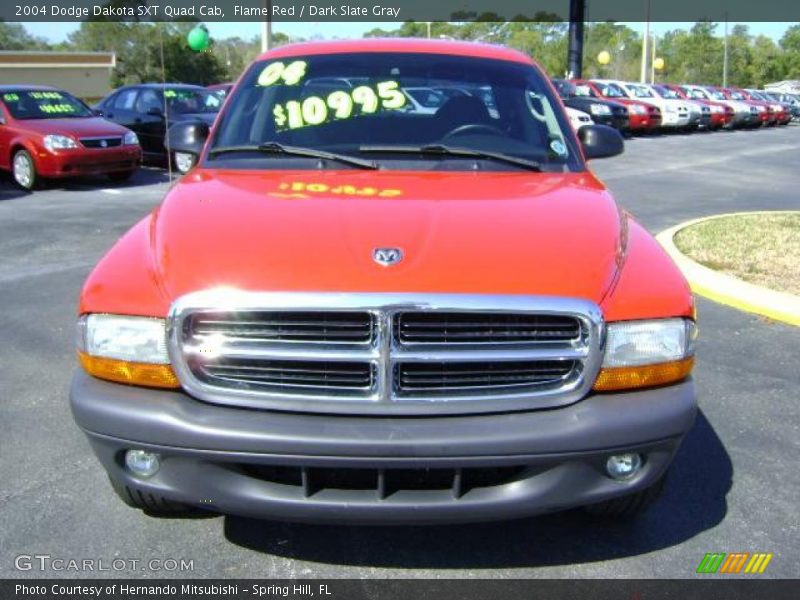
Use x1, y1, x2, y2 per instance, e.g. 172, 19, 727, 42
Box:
3, 579, 800, 600
2, 0, 799, 23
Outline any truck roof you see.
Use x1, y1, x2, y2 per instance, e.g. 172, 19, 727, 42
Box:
257, 38, 533, 65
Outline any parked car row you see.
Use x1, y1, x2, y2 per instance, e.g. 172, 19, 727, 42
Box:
555, 78, 796, 135
2, 72, 797, 191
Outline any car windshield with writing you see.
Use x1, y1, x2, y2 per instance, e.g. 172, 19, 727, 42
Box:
207, 52, 580, 172
1, 89, 93, 120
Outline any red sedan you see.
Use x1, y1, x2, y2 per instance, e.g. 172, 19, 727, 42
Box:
571, 79, 662, 133
0, 85, 141, 191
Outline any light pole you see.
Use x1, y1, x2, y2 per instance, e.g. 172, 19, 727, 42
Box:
567, 0, 586, 78
261, 0, 273, 52
723, 15, 729, 87
650, 34, 656, 83
640, 0, 651, 83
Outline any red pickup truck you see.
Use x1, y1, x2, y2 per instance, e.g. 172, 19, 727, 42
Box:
71, 39, 697, 524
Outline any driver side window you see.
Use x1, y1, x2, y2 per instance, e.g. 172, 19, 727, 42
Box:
135, 90, 162, 114
112, 89, 137, 110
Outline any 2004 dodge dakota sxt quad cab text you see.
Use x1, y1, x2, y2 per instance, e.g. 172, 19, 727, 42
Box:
71, 39, 697, 524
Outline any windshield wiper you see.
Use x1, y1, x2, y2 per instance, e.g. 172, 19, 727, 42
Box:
358, 144, 542, 171
208, 141, 378, 169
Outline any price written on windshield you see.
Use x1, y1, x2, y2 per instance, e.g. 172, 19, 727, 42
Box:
273, 81, 407, 130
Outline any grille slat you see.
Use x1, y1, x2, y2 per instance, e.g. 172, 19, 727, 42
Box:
189, 311, 373, 344
198, 359, 374, 393
395, 312, 581, 345
396, 360, 576, 394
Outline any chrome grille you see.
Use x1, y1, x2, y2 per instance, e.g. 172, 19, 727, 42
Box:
80, 136, 122, 148
169, 292, 603, 415
395, 360, 578, 395
394, 312, 580, 345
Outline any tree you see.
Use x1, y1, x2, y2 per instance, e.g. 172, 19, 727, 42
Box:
748, 35, 784, 87
582, 22, 642, 80
67, 22, 226, 86
0, 22, 51, 50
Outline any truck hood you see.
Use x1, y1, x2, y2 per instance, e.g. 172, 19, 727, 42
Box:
149, 169, 625, 304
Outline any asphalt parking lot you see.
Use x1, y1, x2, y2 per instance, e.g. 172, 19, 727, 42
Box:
1, 126, 798, 579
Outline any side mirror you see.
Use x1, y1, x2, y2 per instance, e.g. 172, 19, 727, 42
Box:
147, 106, 165, 118
165, 120, 210, 158
578, 124, 624, 160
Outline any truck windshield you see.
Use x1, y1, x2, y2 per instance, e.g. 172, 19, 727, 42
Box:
209, 52, 579, 172
1, 89, 93, 120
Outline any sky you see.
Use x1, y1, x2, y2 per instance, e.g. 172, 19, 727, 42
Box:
19, 21, 794, 44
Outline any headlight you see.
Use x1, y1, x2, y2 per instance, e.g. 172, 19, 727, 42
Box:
123, 131, 139, 145
632, 105, 647, 115
712, 105, 723, 113
757, 106, 766, 112
593, 318, 696, 391
590, 103, 612, 115
665, 105, 677, 113
76, 314, 179, 388
43, 134, 78, 152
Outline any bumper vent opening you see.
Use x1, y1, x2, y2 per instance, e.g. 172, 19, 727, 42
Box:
242, 464, 528, 499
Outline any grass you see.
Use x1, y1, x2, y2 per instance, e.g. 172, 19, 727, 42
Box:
674, 212, 800, 296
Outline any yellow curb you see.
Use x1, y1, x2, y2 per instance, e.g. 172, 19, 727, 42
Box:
656, 211, 800, 326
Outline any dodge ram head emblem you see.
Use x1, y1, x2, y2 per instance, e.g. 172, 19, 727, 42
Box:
100, 139, 108, 148
373, 247, 403, 266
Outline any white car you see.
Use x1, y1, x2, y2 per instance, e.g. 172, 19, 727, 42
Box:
401, 87, 446, 115
596, 79, 691, 129
651, 84, 709, 129
566, 107, 594, 132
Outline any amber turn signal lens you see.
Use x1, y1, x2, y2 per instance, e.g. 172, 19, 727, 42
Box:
593, 357, 694, 392
78, 352, 180, 389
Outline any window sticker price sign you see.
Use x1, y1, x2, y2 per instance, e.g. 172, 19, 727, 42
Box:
273, 81, 407, 131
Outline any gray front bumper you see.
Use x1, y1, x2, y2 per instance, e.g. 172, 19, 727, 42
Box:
71, 371, 697, 524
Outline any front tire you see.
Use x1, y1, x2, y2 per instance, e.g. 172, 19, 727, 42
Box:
583, 472, 667, 518
12, 149, 37, 191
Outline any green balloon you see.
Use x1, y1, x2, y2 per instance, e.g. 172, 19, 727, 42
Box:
187, 26, 210, 52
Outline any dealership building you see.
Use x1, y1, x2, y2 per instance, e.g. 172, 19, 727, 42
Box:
0, 51, 116, 100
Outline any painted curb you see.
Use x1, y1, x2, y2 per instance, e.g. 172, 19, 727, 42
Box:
657, 211, 800, 326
